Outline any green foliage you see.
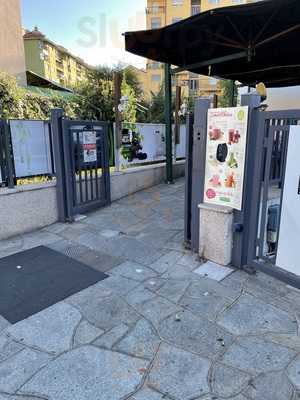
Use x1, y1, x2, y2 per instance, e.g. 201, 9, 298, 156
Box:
0, 71, 24, 119
218, 80, 238, 108
148, 85, 165, 123
74, 73, 114, 120
121, 76, 137, 125
0, 66, 140, 123
0, 71, 78, 120
123, 68, 143, 99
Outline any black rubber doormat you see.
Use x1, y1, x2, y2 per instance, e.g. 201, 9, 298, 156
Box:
0, 246, 108, 324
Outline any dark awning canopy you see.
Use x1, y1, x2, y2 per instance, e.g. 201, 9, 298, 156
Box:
125, 0, 300, 87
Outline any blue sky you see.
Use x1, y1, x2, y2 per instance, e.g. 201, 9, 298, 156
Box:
21, 0, 147, 67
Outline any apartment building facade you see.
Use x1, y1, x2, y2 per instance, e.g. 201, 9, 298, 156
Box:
23, 28, 92, 88
146, 0, 255, 98
0, 0, 27, 85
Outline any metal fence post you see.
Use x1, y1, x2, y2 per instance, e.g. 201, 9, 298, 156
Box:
184, 113, 194, 247
164, 63, 173, 184
50, 108, 68, 222
191, 98, 210, 253
231, 93, 261, 268
3, 121, 15, 188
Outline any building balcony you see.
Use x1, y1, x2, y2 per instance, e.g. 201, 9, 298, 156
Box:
56, 63, 64, 72
146, 5, 165, 14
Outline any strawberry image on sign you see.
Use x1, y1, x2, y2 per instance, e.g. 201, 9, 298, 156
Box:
206, 189, 216, 199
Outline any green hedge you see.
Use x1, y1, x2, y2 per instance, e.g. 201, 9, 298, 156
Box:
0, 71, 78, 120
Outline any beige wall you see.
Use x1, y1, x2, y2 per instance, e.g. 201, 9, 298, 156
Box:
0, 0, 26, 85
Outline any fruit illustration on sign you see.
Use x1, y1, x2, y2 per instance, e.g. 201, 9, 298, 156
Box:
225, 172, 236, 188
228, 153, 238, 169
209, 174, 222, 187
209, 126, 223, 140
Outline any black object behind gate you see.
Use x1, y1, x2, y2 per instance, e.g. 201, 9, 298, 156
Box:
51, 109, 111, 222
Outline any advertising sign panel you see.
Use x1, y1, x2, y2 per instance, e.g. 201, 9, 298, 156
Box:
10, 120, 52, 178
204, 107, 249, 210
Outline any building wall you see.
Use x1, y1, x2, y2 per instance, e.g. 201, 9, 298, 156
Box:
0, 0, 26, 85
24, 40, 45, 77
201, 0, 253, 12
24, 35, 90, 88
145, 0, 257, 98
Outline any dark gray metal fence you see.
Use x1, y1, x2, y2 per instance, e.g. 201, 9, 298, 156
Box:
0, 120, 15, 188
51, 110, 111, 222
235, 108, 300, 287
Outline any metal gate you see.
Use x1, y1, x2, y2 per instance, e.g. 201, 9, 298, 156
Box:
51, 110, 111, 222
242, 109, 300, 286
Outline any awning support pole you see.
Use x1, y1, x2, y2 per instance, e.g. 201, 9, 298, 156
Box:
164, 63, 173, 184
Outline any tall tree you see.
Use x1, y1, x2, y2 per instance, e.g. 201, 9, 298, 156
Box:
218, 80, 238, 107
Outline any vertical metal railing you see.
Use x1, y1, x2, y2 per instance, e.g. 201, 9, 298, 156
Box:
0, 120, 15, 188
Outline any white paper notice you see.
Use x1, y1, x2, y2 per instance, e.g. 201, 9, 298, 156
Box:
204, 107, 249, 210
83, 131, 97, 163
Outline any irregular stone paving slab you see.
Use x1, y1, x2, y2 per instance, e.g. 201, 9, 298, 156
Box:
180, 291, 236, 322
73, 320, 104, 346
244, 273, 293, 312
93, 324, 129, 349
180, 278, 240, 321
193, 261, 233, 282
149, 251, 184, 274
210, 363, 251, 398
163, 231, 185, 252
221, 336, 296, 375
162, 264, 204, 281
0, 395, 46, 400
217, 293, 297, 335
186, 278, 241, 300
245, 371, 294, 400
263, 333, 300, 352
0, 334, 24, 363
0, 348, 51, 393
7, 302, 81, 355
20, 231, 60, 251
221, 271, 249, 292
158, 311, 234, 359
148, 343, 210, 399
287, 354, 300, 389
135, 228, 179, 250
110, 261, 158, 282
143, 278, 167, 293
98, 275, 140, 296
283, 290, 300, 313
68, 288, 139, 331
115, 319, 160, 360
200, 396, 248, 400
76, 249, 123, 273
245, 272, 290, 298
20, 346, 149, 400
0, 316, 9, 334
135, 296, 180, 328
125, 285, 157, 307
156, 280, 190, 303
86, 235, 166, 266
176, 253, 202, 270
129, 387, 172, 399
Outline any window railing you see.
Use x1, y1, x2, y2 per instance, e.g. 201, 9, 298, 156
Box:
146, 5, 165, 14
191, 5, 201, 15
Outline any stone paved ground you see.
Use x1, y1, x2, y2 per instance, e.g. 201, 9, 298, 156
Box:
1, 178, 300, 399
